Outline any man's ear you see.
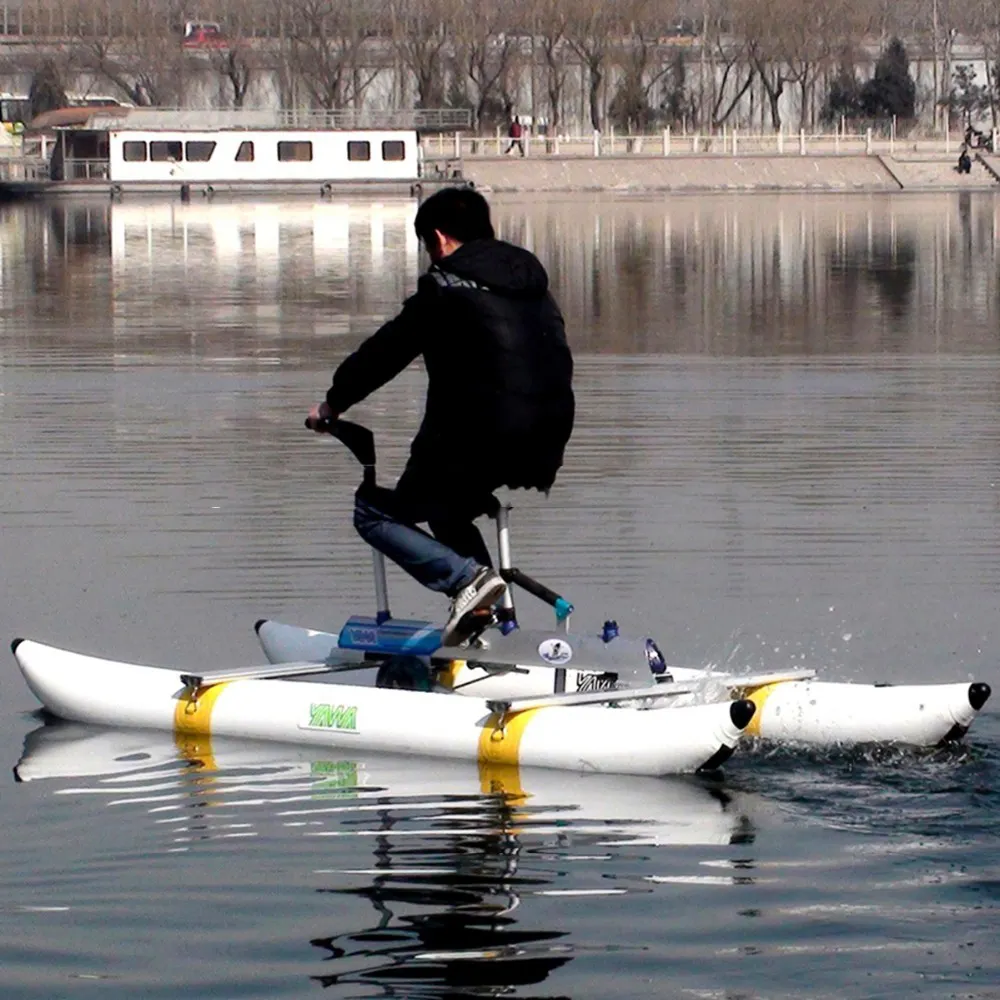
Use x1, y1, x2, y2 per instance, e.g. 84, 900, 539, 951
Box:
424, 230, 442, 261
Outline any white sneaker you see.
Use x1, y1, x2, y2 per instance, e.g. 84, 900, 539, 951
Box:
441, 568, 507, 645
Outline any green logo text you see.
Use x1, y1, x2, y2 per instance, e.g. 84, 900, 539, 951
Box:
307, 703, 358, 732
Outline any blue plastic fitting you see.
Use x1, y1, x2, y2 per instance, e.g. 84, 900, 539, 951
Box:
601, 620, 620, 643
645, 637, 668, 675
554, 597, 574, 622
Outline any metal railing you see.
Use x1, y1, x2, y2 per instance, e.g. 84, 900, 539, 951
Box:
0, 157, 48, 181
424, 129, 975, 159
65, 158, 109, 180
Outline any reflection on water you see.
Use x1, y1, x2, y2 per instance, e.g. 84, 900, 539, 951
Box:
3, 193, 1000, 357
0, 199, 420, 350
14, 723, 752, 996
10, 720, 999, 998
506, 192, 1000, 353
3, 193, 1000, 998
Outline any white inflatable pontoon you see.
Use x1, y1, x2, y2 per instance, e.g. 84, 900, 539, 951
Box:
11, 638, 755, 777
255, 618, 991, 748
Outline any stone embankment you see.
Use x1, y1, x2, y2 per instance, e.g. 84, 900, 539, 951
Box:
459, 154, 1000, 194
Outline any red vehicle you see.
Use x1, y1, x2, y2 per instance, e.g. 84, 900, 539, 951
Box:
182, 21, 228, 49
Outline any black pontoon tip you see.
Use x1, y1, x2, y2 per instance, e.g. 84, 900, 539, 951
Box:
11, 637, 24, 656
697, 744, 735, 772
254, 619, 267, 635
939, 723, 969, 745
729, 698, 756, 730
969, 682, 991, 711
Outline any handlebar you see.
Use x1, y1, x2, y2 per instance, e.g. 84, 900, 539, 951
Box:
307, 415, 575, 623
306, 417, 377, 482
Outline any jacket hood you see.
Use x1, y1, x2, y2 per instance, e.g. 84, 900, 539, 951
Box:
435, 239, 549, 298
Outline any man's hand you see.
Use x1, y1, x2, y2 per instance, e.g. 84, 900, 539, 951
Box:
306, 401, 337, 431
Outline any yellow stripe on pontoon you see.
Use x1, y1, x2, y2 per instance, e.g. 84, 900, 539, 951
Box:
435, 659, 465, 691
478, 708, 541, 767
174, 682, 229, 737
741, 681, 785, 737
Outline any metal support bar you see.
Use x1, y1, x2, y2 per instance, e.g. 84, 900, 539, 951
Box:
487, 682, 699, 713
180, 661, 333, 689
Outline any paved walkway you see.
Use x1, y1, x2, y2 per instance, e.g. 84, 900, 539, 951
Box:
461, 154, 1000, 193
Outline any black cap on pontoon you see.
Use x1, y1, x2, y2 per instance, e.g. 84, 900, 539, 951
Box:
729, 698, 756, 730
969, 682, 991, 711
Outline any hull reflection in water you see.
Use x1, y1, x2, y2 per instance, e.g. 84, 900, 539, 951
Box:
15, 721, 755, 994
15, 721, 752, 847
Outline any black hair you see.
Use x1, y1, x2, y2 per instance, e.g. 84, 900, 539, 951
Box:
414, 186, 495, 246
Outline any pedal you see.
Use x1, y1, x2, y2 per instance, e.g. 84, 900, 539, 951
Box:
449, 608, 497, 646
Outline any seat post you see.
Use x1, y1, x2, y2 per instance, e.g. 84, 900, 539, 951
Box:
373, 550, 391, 624
494, 503, 517, 627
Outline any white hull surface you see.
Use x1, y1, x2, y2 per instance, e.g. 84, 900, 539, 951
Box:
11, 639, 751, 776
255, 619, 991, 748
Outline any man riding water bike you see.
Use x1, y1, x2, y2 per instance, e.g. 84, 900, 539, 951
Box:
307, 187, 574, 643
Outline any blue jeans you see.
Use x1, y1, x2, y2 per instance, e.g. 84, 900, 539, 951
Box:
353, 481, 495, 597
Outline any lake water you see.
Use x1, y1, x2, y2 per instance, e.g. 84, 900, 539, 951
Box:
0, 192, 998, 998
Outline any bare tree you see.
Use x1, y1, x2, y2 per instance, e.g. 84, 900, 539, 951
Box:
565, 0, 617, 130
967, 0, 1000, 128
388, 0, 453, 107
607, 0, 678, 131
203, 0, 270, 108
67, 0, 191, 106
531, 0, 572, 132
452, 0, 523, 127
735, 0, 791, 129
774, 0, 866, 130
702, 9, 755, 128
896, 0, 955, 128
284, 0, 383, 110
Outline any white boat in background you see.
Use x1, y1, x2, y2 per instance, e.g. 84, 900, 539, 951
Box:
102, 127, 419, 189
5, 107, 468, 198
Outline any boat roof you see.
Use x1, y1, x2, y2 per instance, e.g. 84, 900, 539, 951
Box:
28, 105, 122, 130
28, 107, 470, 134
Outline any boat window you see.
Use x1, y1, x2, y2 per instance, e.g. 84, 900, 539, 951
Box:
381, 140, 406, 162
278, 141, 312, 162
348, 140, 371, 162
235, 140, 254, 162
185, 141, 216, 162
122, 140, 147, 162
150, 140, 183, 162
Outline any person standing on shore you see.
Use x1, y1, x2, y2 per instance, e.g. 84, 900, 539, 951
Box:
306, 187, 574, 643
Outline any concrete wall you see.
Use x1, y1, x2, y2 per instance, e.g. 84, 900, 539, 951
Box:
463, 155, 906, 193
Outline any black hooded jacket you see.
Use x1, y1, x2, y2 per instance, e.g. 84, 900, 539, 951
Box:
326, 238, 574, 491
